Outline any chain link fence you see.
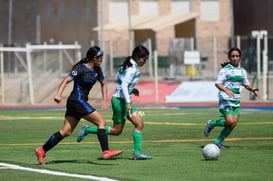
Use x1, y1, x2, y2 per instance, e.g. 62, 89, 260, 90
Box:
1, 35, 273, 104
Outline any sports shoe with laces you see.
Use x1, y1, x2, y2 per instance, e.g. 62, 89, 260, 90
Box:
204, 120, 214, 137
77, 125, 89, 142
133, 153, 152, 160
35, 147, 46, 165
102, 149, 123, 159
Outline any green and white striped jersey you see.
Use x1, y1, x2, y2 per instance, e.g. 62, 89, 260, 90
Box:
216, 63, 249, 108
112, 58, 141, 103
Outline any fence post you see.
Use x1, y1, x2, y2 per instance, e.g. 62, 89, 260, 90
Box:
75, 41, 81, 62
236, 35, 241, 49
147, 38, 153, 78
59, 42, 63, 74
251, 31, 261, 80
0, 47, 4, 103
261, 31, 268, 100
109, 41, 114, 76
154, 50, 158, 102
213, 36, 218, 78
26, 43, 34, 104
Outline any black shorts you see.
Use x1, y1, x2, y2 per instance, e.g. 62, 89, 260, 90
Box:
65, 99, 96, 120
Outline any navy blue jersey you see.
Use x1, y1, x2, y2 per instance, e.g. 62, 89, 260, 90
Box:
68, 63, 104, 102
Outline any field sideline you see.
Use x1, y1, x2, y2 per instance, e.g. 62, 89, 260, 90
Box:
0, 100, 272, 110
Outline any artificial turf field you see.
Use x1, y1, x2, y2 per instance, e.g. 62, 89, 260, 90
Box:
0, 107, 273, 181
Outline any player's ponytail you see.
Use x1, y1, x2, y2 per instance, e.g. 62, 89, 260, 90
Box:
120, 56, 132, 71
221, 61, 230, 67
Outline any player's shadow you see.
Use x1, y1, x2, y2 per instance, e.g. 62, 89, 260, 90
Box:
199, 144, 230, 149
45, 159, 116, 165
97, 157, 133, 160
42, 156, 132, 165
201, 159, 219, 162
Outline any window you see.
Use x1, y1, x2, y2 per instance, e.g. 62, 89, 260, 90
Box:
71, 3, 78, 23
58, 2, 65, 23
200, 0, 220, 21
109, 0, 128, 22
171, 0, 191, 14
85, 2, 91, 23
46, 3, 52, 23
139, 0, 158, 16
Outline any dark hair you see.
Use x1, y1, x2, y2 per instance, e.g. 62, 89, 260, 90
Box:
228, 47, 241, 59
86, 46, 104, 60
72, 46, 103, 70
221, 47, 241, 67
119, 45, 149, 70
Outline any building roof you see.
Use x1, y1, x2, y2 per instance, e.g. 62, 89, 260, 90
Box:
93, 15, 158, 31
93, 12, 199, 32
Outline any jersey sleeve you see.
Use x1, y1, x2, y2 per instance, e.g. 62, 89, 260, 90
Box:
215, 68, 226, 84
241, 68, 250, 86
68, 64, 83, 80
96, 67, 105, 82
121, 67, 137, 103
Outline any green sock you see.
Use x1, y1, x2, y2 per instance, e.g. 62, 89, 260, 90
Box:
87, 125, 111, 134
210, 119, 225, 127
133, 130, 142, 154
214, 127, 232, 144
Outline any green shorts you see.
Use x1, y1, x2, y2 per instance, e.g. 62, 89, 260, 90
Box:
219, 106, 240, 117
111, 96, 137, 123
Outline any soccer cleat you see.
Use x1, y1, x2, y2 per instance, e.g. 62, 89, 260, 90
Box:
214, 143, 230, 149
214, 143, 229, 149
35, 147, 46, 165
204, 120, 214, 137
214, 143, 224, 149
77, 125, 89, 142
102, 149, 123, 159
132, 153, 152, 160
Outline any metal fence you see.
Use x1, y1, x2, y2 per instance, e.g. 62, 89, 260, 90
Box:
1, 35, 273, 105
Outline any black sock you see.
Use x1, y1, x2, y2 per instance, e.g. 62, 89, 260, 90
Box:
97, 129, 109, 152
43, 131, 64, 152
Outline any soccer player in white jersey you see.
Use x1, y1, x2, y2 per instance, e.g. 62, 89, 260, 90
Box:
204, 47, 261, 149
77, 45, 152, 160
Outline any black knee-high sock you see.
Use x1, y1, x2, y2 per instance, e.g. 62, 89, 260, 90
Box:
97, 129, 109, 152
42, 131, 64, 152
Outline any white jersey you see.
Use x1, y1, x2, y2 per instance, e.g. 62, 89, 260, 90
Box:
112, 58, 140, 103
215, 63, 249, 108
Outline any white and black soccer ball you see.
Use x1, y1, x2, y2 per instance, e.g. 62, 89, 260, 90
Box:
202, 143, 220, 160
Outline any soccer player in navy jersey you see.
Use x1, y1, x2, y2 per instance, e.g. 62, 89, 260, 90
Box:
35, 46, 122, 165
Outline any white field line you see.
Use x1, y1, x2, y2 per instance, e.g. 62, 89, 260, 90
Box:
0, 163, 118, 181
0, 116, 62, 120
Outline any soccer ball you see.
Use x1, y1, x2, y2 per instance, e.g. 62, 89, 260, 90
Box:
202, 143, 220, 160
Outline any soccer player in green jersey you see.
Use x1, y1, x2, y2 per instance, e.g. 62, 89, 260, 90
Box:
204, 47, 261, 148
77, 45, 152, 160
